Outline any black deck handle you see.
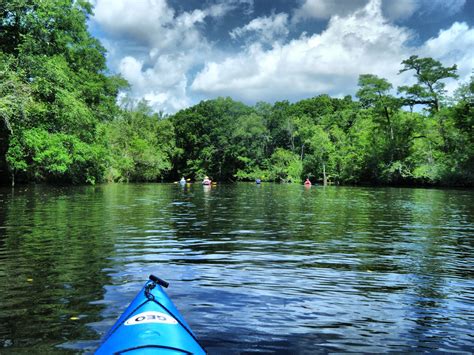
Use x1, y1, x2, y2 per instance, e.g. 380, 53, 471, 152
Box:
149, 274, 169, 288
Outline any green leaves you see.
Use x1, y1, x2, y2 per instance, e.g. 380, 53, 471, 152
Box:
398, 55, 459, 112
0, 54, 35, 129
0, 0, 127, 185
103, 101, 177, 182
6, 128, 107, 183
0, 1, 471, 190
268, 148, 302, 183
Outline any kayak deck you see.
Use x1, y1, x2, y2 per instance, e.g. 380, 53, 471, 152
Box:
96, 276, 206, 354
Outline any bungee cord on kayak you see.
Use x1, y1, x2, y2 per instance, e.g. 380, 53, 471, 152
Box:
144, 275, 169, 301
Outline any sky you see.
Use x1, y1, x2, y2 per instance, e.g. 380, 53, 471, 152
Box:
88, 0, 474, 113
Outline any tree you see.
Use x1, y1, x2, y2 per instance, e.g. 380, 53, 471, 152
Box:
170, 97, 251, 180
297, 122, 334, 185
0, 55, 33, 184
398, 55, 458, 112
104, 100, 176, 182
0, 0, 126, 184
6, 127, 108, 184
266, 100, 296, 153
232, 113, 270, 180
357, 74, 401, 141
268, 148, 302, 183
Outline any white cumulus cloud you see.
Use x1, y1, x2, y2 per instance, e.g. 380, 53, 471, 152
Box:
419, 22, 474, 92
382, 0, 419, 20
191, 0, 472, 104
91, 0, 472, 112
230, 13, 289, 44
293, 0, 466, 22
92, 0, 232, 112
293, 0, 368, 21
192, 0, 415, 102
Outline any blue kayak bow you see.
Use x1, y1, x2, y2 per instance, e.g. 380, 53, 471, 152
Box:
96, 275, 206, 354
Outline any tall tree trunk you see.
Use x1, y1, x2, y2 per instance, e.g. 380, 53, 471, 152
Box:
323, 163, 327, 186
383, 106, 394, 141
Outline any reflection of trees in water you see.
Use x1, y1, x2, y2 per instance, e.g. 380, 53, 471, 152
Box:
399, 188, 474, 351
0, 123, 9, 184
1, 183, 472, 353
0, 185, 118, 352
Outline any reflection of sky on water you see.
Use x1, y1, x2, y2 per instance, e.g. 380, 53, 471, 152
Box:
89, 184, 474, 352
0, 184, 473, 353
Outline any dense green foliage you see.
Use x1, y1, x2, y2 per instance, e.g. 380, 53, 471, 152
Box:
103, 100, 176, 182
0, 2, 472, 186
0, 0, 126, 184
169, 70, 473, 186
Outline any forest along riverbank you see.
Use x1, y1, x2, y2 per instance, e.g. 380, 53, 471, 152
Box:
1, 2, 472, 187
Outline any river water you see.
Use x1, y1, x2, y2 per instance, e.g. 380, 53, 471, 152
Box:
0, 183, 473, 353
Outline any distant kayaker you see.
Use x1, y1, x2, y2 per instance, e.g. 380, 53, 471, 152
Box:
202, 176, 211, 185
180, 177, 186, 184
304, 178, 311, 186
256, 178, 261, 184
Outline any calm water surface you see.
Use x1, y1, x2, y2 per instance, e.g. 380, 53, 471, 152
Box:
0, 183, 473, 353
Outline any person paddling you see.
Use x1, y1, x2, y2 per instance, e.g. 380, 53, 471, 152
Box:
202, 176, 211, 185
304, 178, 311, 186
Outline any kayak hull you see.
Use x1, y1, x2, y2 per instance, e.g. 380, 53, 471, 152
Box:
96, 280, 206, 354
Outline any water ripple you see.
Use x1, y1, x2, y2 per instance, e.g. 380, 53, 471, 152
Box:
0, 184, 473, 353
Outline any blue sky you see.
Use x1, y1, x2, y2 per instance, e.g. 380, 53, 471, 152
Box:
88, 0, 474, 113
